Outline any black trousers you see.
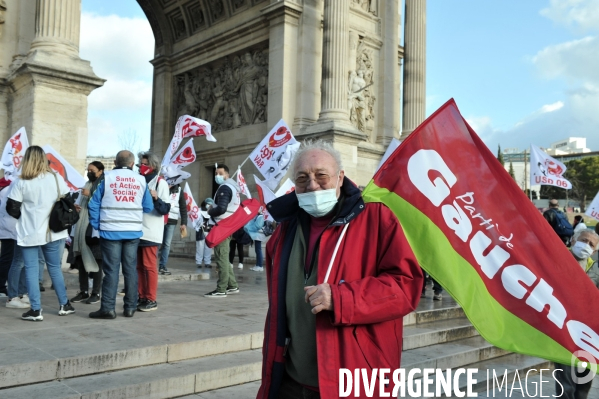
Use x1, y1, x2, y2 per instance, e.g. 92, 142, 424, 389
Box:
554, 363, 593, 399
228, 240, 244, 264
277, 373, 320, 399
76, 256, 104, 295
0, 239, 14, 293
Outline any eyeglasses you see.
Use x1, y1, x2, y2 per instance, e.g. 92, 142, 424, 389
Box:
294, 173, 334, 188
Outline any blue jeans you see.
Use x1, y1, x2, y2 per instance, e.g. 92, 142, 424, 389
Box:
21, 239, 67, 311
5, 240, 27, 298
195, 239, 212, 265
158, 224, 176, 270
100, 238, 139, 312
38, 249, 46, 283
254, 240, 263, 267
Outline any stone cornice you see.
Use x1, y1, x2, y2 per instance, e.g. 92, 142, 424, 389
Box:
260, 1, 303, 25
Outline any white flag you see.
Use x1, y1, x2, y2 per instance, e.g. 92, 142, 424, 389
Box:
275, 178, 295, 197
0, 127, 29, 181
179, 115, 215, 142
42, 145, 86, 192
170, 139, 196, 168
183, 183, 203, 231
249, 120, 300, 184
586, 191, 599, 221
254, 175, 277, 221
529, 144, 572, 189
162, 118, 184, 168
376, 138, 402, 173
237, 168, 251, 199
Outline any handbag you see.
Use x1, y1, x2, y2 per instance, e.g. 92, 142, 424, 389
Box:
48, 173, 80, 233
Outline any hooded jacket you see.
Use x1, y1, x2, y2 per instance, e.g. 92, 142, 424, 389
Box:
257, 177, 423, 399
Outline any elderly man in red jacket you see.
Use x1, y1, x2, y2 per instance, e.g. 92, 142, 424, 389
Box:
257, 141, 423, 399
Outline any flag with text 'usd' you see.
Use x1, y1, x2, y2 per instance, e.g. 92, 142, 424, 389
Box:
362, 99, 599, 368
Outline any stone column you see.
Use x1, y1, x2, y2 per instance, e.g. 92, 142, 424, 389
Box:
317, 0, 350, 124
378, 0, 400, 144
30, 0, 80, 57
7, 0, 104, 172
401, 0, 426, 139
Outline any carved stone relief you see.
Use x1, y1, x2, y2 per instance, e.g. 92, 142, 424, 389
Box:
0, 0, 7, 39
232, 0, 246, 10
348, 38, 375, 133
351, 0, 377, 16
187, 3, 206, 33
168, 10, 187, 41
207, 0, 225, 21
174, 46, 269, 132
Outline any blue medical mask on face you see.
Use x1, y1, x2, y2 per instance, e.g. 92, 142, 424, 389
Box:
215, 175, 225, 185
296, 173, 340, 218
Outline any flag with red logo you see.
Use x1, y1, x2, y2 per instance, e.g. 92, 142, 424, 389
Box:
42, 145, 86, 192
179, 115, 215, 141
183, 183, 203, 231
170, 139, 196, 168
237, 168, 252, 199
586, 191, 599, 222
275, 178, 295, 197
530, 144, 572, 189
0, 127, 29, 181
249, 119, 300, 184
362, 99, 599, 368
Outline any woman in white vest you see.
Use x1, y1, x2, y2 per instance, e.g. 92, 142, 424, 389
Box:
6, 146, 75, 321
158, 183, 188, 275
136, 151, 170, 312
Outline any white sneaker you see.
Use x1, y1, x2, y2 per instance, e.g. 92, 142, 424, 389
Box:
20, 294, 30, 304
6, 297, 30, 309
250, 266, 264, 272
237, 263, 243, 269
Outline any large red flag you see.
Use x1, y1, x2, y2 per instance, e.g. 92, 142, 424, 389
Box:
362, 99, 599, 368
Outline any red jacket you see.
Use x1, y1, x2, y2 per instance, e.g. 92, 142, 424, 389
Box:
257, 178, 423, 399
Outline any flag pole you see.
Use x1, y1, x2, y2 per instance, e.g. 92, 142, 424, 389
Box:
231, 156, 250, 179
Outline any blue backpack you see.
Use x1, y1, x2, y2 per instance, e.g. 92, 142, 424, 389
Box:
550, 209, 573, 238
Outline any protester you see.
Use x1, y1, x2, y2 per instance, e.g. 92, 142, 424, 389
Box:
88, 150, 153, 319
70, 161, 105, 305
158, 183, 187, 275
421, 270, 443, 301
204, 164, 241, 298
244, 213, 266, 272
6, 146, 75, 321
543, 199, 573, 245
195, 199, 213, 268
257, 141, 423, 398
554, 230, 599, 398
136, 151, 170, 312
573, 215, 587, 235
229, 227, 251, 270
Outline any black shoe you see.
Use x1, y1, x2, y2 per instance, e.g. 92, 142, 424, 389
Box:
70, 291, 89, 303
226, 287, 240, 294
39, 283, 45, 292
85, 293, 100, 304
138, 298, 148, 308
89, 309, 117, 319
204, 290, 227, 298
117, 288, 125, 296
159, 268, 172, 275
123, 309, 136, 317
22, 308, 43, 321
138, 300, 157, 312
58, 301, 75, 316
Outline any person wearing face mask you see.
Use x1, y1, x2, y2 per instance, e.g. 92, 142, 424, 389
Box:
70, 161, 105, 305
203, 164, 241, 298
554, 229, 599, 399
257, 140, 423, 399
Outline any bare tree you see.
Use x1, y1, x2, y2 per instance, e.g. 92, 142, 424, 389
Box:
118, 128, 142, 154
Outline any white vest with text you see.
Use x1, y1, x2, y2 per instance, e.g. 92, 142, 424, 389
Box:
213, 180, 240, 222
168, 187, 180, 220
100, 169, 147, 232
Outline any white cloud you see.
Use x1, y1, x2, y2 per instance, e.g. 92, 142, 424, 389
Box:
540, 0, 599, 33
540, 101, 564, 113
79, 12, 154, 157
532, 36, 599, 82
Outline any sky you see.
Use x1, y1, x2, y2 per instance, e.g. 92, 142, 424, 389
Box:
80, 0, 599, 156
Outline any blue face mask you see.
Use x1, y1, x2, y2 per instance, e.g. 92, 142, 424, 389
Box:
296, 173, 340, 218
215, 175, 225, 185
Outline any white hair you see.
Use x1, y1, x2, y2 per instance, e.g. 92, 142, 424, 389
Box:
572, 230, 599, 250
291, 139, 343, 181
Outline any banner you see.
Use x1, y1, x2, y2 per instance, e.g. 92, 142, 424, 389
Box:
0, 127, 29, 181
162, 166, 191, 187
275, 178, 295, 197
237, 168, 251, 199
586, 191, 599, 221
530, 144, 572, 189
179, 115, 215, 142
362, 99, 599, 368
42, 145, 86, 192
375, 138, 402, 173
170, 139, 196, 168
161, 118, 184, 168
183, 183, 203, 231
254, 175, 276, 221
249, 119, 300, 184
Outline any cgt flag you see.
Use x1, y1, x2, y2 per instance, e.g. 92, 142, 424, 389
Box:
530, 144, 572, 189
42, 145, 86, 192
362, 99, 599, 368
0, 127, 29, 181
183, 183, 203, 232
586, 191, 599, 221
